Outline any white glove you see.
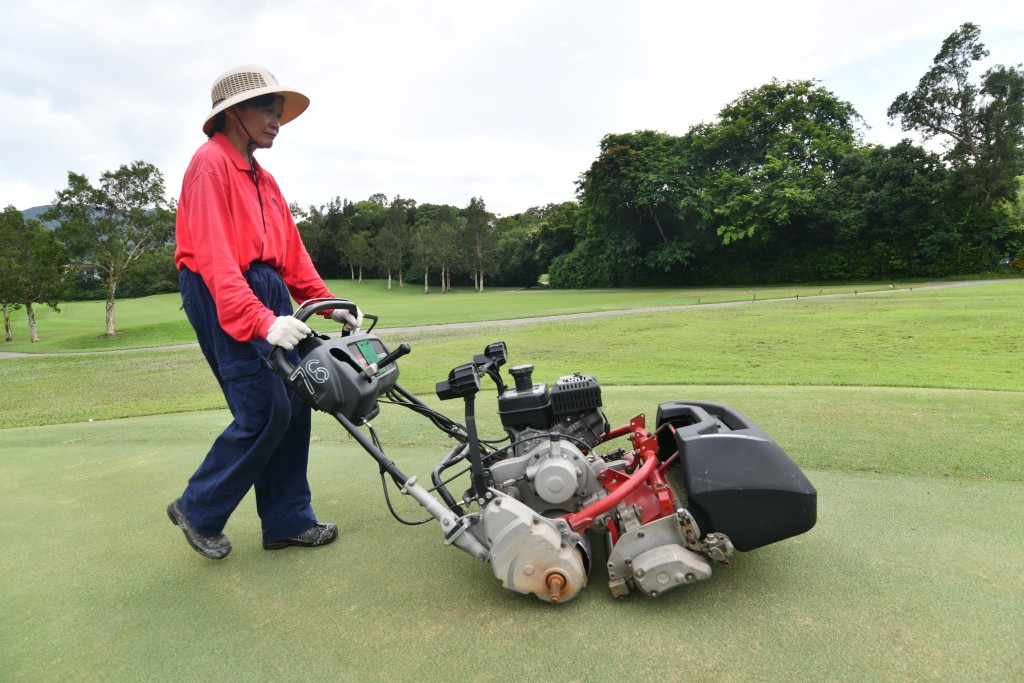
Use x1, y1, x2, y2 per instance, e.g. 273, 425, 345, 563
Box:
330, 305, 363, 332
266, 315, 311, 350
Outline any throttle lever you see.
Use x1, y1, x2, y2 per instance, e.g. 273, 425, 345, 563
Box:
360, 342, 411, 379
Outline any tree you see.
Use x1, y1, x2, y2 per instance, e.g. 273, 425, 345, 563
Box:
43, 161, 175, 337
0, 207, 24, 341
0, 206, 68, 342
298, 197, 350, 278
693, 79, 863, 247
410, 203, 466, 294
534, 201, 584, 267
888, 23, 1024, 266
434, 206, 462, 292
574, 131, 703, 284
345, 231, 371, 283
888, 23, 1024, 207
463, 197, 493, 292
374, 196, 414, 289
821, 142, 954, 278
492, 210, 544, 287
347, 198, 387, 280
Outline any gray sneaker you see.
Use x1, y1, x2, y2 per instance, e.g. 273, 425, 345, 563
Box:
263, 522, 338, 550
167, 499, 231, 560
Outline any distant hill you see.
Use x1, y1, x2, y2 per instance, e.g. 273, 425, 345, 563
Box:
21, 205, 58, 228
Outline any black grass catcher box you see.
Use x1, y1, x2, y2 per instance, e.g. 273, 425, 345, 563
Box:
656, 400, 817, 552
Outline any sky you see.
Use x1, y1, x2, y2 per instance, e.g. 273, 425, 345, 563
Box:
3, 1, 1024, 217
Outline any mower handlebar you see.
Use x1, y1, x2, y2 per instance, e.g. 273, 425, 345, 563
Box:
292, 297, 360, 323
270, 298, 374, 378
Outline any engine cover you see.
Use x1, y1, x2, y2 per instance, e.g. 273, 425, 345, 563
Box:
487, 437, 605, 513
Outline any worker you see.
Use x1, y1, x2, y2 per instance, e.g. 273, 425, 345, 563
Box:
168, 64, 361, 559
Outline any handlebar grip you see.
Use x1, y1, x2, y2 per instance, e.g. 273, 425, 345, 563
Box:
292, 297, 359, 323
271, 298, 360, 377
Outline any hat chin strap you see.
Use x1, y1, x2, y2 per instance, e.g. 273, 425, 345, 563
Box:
231, 106, 266, 232
232, 106, 260, 160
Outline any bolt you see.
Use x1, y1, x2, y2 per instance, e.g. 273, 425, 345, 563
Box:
624, 558, 632, 566
685, 573, 695, 582
635, 568, 645, 578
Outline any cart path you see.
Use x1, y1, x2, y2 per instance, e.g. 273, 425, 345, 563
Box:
1, 278, 1018, 358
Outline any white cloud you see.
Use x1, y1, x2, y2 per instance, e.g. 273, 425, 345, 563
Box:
3, 0, 1023, 214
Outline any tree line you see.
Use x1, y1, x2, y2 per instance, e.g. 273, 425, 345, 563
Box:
2, 22, 1022, 342
553, 23, 1024, 286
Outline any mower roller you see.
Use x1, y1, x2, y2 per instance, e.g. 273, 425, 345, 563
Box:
271, 298, 817, 604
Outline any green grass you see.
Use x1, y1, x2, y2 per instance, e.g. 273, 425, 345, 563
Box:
2, 278, 934, 353
2, 410, 1022, 681
2, 280, 1023, 681
3, 282, 1021, 430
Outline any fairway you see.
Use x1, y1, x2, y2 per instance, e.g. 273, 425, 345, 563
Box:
2, 281, 1022, 681
0, 279, 943, 354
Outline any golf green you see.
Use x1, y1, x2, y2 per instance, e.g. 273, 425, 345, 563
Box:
2, 402, 1021, 681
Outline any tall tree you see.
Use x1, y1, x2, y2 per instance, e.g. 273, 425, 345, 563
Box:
692, 78, 862, 247
463, 197, 493, 292
43, 161, 175, 337
411, 209, 440, 294
345, 230, 371, 283
434, 206, 462, 292
348, 198, 388, 280
0, 206, 68, 342
0, 206, 24, 341
888, 22, 1024, 206
575, 131, 702, 283
374, 196, 414, 289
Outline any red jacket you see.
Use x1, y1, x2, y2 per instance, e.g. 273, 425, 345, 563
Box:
175, 133, 332, 342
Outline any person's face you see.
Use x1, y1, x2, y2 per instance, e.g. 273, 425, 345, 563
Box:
232, 95, 285, 148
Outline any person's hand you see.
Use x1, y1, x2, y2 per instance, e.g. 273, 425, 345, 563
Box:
330, 305, 363, 332
266, 316, 311, 350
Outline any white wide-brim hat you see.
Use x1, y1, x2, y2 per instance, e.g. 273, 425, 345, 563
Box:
202, 64, 310, 136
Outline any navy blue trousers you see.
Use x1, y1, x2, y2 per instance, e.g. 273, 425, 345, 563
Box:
178, 263, 317, 542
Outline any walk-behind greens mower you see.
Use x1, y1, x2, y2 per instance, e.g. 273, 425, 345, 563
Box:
272, 299, 817, 604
